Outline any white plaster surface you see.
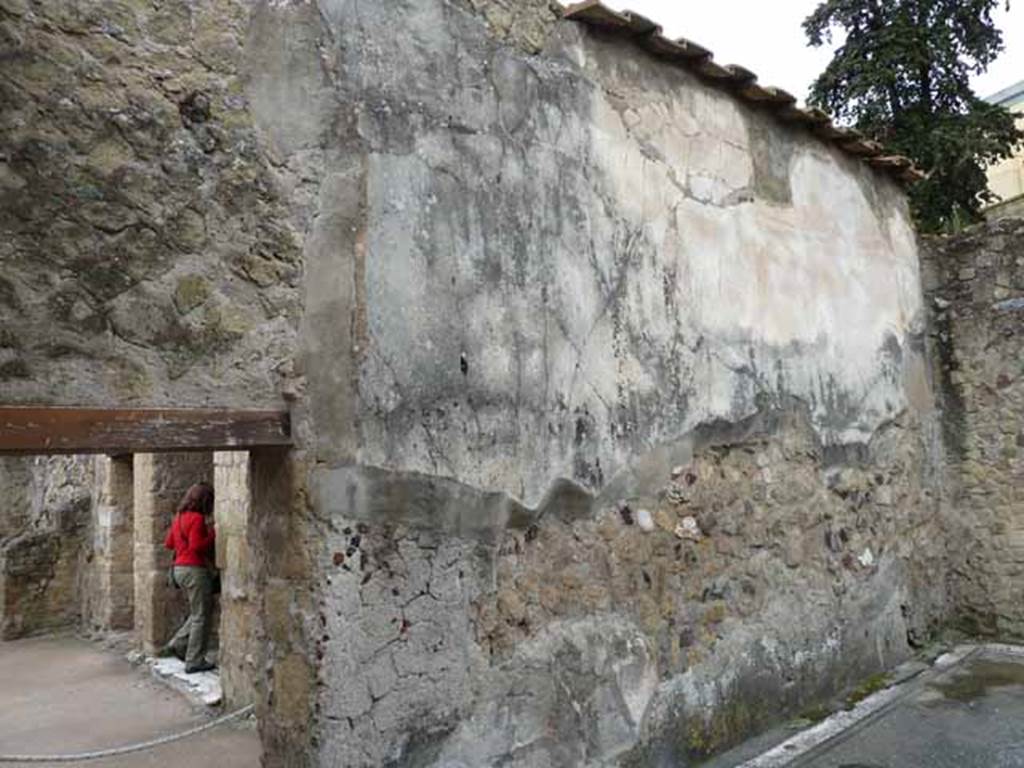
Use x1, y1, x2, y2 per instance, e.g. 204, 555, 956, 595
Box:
350, 14, 926, 506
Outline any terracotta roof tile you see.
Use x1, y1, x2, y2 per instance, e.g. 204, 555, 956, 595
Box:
562, 0, 923, 186
619, 10, 659, 35
761, 86, 798, 107
639, 33, 693, 60
672, 37, 712, 62
735, 82, 777, 103
724, 65, 758, 87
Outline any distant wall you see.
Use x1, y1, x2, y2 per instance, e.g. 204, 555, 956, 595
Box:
0, 457, 93, 639
0, 458, 33, 543
922, 218, 1024, 637
985, 195, 1024, 222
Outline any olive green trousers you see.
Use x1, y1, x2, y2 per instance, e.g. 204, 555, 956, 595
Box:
168, 565, 213, 667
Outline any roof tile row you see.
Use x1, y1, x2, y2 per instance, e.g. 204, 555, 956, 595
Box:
563, 0, 925, 185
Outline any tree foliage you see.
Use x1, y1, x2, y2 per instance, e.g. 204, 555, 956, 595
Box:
804, 0, 1023, 232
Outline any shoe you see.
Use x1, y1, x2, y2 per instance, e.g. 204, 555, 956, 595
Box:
184, 660, 217, 674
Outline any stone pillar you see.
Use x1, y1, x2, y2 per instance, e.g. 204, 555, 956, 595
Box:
250, 448, 314, 768
215, 450, 256, 707
85, 456, 135, 632
133, 452, 213, 653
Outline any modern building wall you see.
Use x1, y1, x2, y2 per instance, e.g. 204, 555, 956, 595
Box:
984, 80, 1024, 216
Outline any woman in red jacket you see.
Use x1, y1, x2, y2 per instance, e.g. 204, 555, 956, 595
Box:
160, 482, 217, 673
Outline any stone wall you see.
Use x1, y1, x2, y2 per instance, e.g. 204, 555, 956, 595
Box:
313, 405, 947, 766
0, 0, 301, 409
922, 218, 1024, 637
249, 449, 316, 768
0, 456, 94, 639
0, 458, 34, 543
290, 3, 947, 765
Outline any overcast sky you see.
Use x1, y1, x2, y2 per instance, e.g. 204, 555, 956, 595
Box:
603, 1, 1022, 103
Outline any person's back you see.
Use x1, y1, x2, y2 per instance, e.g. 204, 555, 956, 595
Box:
166, 509, 214, 567
161, 482, 216, 673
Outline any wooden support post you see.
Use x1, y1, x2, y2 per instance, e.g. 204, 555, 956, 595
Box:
0, 407, 291, 455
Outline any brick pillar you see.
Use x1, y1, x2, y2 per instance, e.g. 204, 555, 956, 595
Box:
133, 452, 212, 653
87, 455, 135, 632
214, 450, 256, 707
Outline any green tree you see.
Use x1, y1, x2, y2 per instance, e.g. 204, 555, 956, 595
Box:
804, 0, 1023, 232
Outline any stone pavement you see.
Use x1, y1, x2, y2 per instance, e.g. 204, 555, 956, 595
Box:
0, 634, 259, 768
723, 644, 1024, 768
796, 647, 1024, 768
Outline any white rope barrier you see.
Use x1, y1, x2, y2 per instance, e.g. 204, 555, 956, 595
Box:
0, 704, 255, 763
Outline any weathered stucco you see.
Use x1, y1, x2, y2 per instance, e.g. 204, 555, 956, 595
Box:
310, 6, 925, 505
281, 2, 944, 766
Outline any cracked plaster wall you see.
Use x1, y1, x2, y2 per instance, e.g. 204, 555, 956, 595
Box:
312, 5, 926, 506
315, 406, 948, 766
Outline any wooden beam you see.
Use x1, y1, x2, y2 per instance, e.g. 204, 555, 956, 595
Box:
0, 407, 292, 455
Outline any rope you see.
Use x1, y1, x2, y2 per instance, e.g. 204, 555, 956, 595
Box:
0, 705, 255, 763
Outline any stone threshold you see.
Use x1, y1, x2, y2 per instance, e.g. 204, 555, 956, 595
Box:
145, 656, 223, 708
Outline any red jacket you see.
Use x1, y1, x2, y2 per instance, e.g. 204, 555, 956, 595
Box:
164, 510, 215, 567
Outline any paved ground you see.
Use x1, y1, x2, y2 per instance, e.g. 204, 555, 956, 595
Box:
0, 634, 260, 768
795, 649, 1024, 768
713, 645, 1024, 768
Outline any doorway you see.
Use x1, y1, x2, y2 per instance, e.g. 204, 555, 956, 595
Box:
0, 406, 293, 762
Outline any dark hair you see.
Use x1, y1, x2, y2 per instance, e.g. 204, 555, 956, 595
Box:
177, 482, 214, 516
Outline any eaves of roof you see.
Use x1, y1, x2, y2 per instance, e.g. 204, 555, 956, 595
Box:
985, 79, 1024, 108
562, 1, 926, 187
